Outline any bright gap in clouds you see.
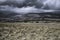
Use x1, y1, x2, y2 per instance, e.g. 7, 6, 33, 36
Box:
12, 6, 55, 14
42, 0, 60, 9
0, 5, 56, 14
12, 6, 39, 14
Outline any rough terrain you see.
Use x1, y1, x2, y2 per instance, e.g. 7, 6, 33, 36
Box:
0, 22, 60, 40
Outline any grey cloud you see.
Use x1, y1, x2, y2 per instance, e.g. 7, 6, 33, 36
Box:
41, 0, 60, 9
0, 5, 56, 19
0, 0, 60, 21
0, 0, 6, 2
0, 0, 60, 10
0, 5, 55, 14
0, 0, 43, 8
0, 0, 26, 8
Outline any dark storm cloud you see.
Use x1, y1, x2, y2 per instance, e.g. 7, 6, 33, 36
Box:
0, 0, 60, 9
0, 0, 25, 3
0, 5, 55, 14
0, 0, 43, 8
0, 0, 60, 19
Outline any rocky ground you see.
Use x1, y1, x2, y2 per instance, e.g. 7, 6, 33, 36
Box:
0, 22, 60, 40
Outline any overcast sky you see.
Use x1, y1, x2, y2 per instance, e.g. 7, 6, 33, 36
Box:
0, 0, 60, 18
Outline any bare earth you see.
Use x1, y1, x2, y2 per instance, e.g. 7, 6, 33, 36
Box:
0, 22, 60, 40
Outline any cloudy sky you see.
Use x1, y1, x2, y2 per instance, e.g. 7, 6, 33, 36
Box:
0, 0, 60, 19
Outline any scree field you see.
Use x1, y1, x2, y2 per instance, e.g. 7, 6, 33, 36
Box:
0, 22, 60, 40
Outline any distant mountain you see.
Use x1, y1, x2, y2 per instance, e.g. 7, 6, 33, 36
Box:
0, 11, 60, 22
